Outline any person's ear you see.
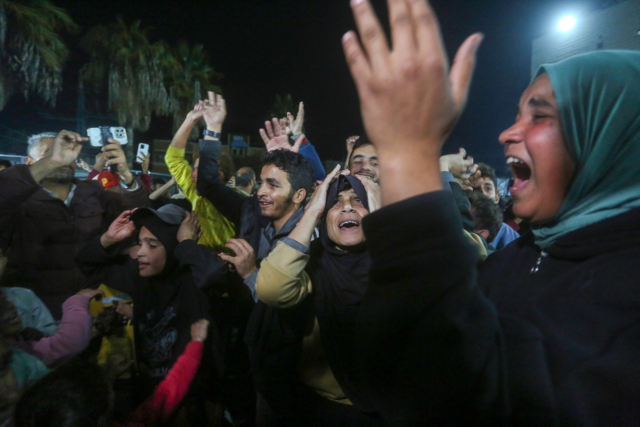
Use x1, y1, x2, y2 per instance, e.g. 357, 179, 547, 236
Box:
293, 188, 306, 205
475, 229, 490, 241
25, 157, 35, 165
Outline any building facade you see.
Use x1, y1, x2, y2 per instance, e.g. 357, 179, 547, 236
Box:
531, 0, 640, 78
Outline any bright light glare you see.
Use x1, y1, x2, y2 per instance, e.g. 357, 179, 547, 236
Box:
558, 16, 576, 32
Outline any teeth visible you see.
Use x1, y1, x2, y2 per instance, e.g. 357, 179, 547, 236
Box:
340, 221, 359, 228
506, 157, 525, 165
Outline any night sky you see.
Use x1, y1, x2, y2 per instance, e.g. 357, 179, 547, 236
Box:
1, 0, 596, 174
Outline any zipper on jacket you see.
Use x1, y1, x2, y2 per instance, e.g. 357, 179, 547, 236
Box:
530, 251, 548, 275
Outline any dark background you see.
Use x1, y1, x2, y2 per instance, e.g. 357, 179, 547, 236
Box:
0, 0, 600, 173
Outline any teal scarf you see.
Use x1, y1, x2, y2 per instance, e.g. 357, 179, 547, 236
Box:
532, 50, 640, 249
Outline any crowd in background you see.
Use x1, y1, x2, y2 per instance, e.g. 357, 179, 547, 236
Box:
2, 0, 640, 426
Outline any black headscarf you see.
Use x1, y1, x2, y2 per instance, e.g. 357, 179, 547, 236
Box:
308, 174, 371, 406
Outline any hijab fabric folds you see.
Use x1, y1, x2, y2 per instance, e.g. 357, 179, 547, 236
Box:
533, 50, 640, 248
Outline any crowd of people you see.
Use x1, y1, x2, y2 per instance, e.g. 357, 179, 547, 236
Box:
1, 0, 640, 425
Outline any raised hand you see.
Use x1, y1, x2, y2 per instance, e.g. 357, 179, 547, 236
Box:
186, 101, 206, 123
287, 102, 305, 136
103, 139, 133, 184
306, 165, 343, 220
77, 158, 91, 172
202, 91, 227, 133
355, 174, 381, 213
94, 152, 107, 172
100, 210, 137, 248
346, 135, 360, 156
50, 130, 86, 167
260, 118, 304, 153
342, 0, 483, 205
219, 238, 257, 279
191, 319, 209, 342
439, 148, 475, 178
177, 211, 202, 242
136, 152, 150, 175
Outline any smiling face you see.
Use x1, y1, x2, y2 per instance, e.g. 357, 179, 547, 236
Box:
326, 188, 369, 248
0, 339, 19, 425
257, 164, 300, 221
499, 73, 576, 223
349, 144, 379, 183
0, 292, 22, 337
134, 226, 167, 277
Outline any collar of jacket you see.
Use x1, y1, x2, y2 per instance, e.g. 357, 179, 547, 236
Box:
30, 179, 102, 205
264, 206, 305, 241
536, 206, 640, 261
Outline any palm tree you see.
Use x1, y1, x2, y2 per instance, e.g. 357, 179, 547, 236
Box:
268, 93, 297, 120
164, 40, 222, 138
0, 0, 78, 110
80, 17, 171, 163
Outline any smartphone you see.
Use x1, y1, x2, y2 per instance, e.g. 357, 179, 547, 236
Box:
136, 143, 150, 162
87, 127, 128, 147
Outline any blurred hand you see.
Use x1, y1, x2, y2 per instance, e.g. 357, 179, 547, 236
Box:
219, 239, 257, 279
191, 319, 210, 342
76, 289, 106, 300
114, 301, 133, 319
50, 130, 86, 167
439, 148, 475, 178
346, 135, 360, 156
103, 139, 133, 184
287, 102, 305, 135
94, 152, 107, 171
77, 158, 91, 172
177, 211, 202, 243
260, 118, 304, 153
101, 210, 136, 247
342, 0, 483, 204
202, 91, 227, 133
136, 152, 150, 175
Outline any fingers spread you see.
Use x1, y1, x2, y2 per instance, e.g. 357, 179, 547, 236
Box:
450, 33, 483, 111
259, 129, 270, 145
342, 31, 372, 91
265, 120, 275, 139
388, 0, 416, 54
351, 0, 390, 68
408, 0, 446, 58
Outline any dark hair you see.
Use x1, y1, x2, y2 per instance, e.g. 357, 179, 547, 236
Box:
14, 359, 112, 427
0, 159, 12, 169
467, 191, 503, 243
235, 167, 256, 187
218, 151, 236, 183
262, 149, 313, 195
477, 162, 498, 191
347, 137, 374, 166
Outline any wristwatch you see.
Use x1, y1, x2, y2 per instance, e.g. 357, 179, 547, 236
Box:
203, 129, 221, 139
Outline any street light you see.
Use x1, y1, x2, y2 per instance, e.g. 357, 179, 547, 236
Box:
558, 16, 576, 32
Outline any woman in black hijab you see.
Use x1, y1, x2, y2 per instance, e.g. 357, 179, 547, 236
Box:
248, 166, 383, 427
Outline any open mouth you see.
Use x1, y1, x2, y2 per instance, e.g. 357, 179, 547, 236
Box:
356, 171, 374, 178
506, 156, 532, 194
259, 200, 272, 208
339, 220, 360, 229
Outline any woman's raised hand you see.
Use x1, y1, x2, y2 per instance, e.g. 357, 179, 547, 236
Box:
100, 210, 136, 248
342, 0, 483, 205
305, 165, 344, 220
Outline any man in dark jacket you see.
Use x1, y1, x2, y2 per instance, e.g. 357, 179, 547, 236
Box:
0, 130, 148, 319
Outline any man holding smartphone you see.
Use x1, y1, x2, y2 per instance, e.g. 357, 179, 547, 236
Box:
0, 131, 148, 319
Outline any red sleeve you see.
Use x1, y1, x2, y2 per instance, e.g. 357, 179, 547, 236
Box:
128, 341, 203, 424
87, 169, 99, 181
138, 173, 152, 195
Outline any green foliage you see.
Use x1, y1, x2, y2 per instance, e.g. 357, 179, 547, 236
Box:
80, 16, 170, 132
0, 0, 78, 110
267, 93, 297, 120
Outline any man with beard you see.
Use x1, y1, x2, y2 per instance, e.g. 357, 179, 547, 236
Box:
0, 130, 147, 319
347, 137, 379, 183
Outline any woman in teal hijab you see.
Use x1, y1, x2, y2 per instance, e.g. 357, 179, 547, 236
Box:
532, 50, 640, 248
340, 2, 640, 422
